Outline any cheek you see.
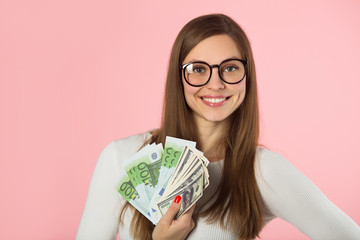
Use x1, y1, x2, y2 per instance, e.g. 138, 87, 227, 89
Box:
233, 79, 246, 96
183, 81, 199, 101
233, 80, 246, 105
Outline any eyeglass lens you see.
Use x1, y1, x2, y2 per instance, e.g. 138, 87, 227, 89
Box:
184, 59, 245, 86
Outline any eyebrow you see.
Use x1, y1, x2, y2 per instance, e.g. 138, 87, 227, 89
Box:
183, 56, 243, 64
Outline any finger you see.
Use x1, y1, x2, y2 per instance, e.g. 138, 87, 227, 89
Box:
161, 195, 182, 224
175, 203, 196, 233
182, 203, 196, 230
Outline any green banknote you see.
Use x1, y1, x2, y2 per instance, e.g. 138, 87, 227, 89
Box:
157, 137, 196, 189
116, 136, 209, 225
125, 144, 163, 204
161, 137, 195, 168
115, 173, 152, 222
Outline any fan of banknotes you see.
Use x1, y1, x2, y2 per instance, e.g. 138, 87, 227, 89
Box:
115, 136, 209, 225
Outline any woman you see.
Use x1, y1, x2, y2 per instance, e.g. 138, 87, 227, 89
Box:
77, 14, 360, 240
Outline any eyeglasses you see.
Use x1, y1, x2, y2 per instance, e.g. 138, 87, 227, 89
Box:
181, 58, 247, 87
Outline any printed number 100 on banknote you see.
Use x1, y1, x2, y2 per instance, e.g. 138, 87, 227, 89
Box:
125, 144, 163, 204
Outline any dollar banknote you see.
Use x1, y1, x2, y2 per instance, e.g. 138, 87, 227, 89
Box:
165, 146, 196, 188
162, 145, 209, 197
159, 162, 204, 202
156, 172, 204, 219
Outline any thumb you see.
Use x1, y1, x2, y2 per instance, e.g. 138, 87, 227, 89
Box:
161, 195, 182, 224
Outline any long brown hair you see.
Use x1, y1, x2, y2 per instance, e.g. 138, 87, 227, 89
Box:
120, 14, 264, 239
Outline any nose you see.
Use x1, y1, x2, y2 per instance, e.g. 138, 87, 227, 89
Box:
206, 68, 225, 90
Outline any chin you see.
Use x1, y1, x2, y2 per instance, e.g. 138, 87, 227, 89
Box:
203, 114, 231, 123
193, 109, 237, 124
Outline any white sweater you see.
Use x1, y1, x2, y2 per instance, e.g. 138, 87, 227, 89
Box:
76, 132, 360, 240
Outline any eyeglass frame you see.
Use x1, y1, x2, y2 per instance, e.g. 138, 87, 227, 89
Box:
180, 58, 247, 87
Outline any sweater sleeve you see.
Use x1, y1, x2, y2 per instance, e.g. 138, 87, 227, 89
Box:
256, 148, 360, 239
76, 141, 121, 240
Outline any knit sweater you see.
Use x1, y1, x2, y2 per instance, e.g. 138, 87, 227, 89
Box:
76, 132, 360, 239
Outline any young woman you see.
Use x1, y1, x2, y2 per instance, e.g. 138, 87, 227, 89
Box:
77, 14, 360, 240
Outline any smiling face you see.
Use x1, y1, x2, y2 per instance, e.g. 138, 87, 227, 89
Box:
182, 34, 246, 126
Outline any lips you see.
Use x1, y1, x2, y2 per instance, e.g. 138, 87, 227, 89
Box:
200, 95, 230, 107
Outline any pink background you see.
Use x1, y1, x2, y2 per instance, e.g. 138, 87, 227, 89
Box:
1, 0, 359, 239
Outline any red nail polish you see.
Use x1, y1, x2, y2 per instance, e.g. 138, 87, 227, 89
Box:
174, 195, 181, 203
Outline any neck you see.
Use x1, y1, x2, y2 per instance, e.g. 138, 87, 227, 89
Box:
194, 117, 231, 162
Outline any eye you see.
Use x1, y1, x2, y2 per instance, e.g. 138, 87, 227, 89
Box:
185, 63, 207, 74
193, 66, 206, 73
223, 65, 238, 72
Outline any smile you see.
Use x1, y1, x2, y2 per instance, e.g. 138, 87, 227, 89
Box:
200, 96, 230, 107
202, 98, 226, 103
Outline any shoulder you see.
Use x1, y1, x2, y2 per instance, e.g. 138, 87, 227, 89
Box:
255, 147, 285, 163
97, 131, 153, 168
254, 147, 305, 194
255, 147, 295, 179
111, 131, 152, 153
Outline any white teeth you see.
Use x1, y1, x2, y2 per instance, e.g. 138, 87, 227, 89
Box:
202, 98, 226, 103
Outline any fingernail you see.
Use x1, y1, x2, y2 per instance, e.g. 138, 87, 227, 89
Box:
174, 195, 181, 203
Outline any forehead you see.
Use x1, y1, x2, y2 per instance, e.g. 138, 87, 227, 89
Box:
183, 34, 243, 64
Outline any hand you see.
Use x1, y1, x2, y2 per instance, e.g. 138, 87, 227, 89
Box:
152, 196, 196, 240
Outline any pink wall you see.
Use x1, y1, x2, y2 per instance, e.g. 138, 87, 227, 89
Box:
1, 0, 359, 239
